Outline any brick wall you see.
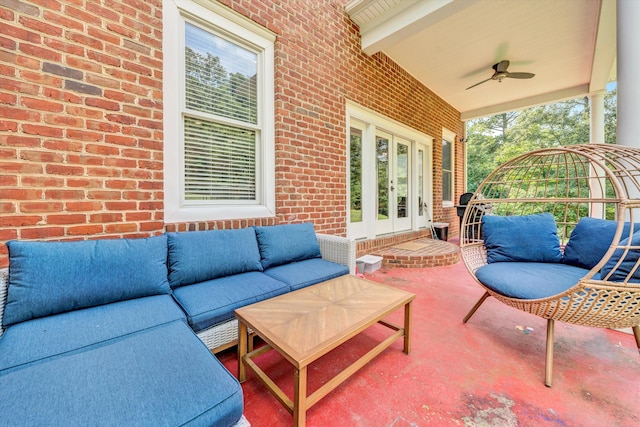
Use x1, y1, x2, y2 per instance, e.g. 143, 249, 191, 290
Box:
0, 0, 464, 267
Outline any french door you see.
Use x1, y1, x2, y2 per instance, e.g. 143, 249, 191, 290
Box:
347, 102, 433, 241
375, 131, 411, 235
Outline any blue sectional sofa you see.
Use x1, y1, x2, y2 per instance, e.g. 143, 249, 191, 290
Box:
0, 223, 353, 426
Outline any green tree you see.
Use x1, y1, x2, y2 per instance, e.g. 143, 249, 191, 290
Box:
466, 86, 617, 191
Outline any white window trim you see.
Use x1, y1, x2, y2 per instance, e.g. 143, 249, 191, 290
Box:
442, 128, 456, 207
163, 0, 276, 222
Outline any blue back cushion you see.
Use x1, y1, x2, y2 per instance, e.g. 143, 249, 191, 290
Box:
601, 231, 640, 283
4, 237, 170, 326
563, 217, 638, 270
166, 228, 263, 288
482, 213, 562, 263
254, 222, 322, 269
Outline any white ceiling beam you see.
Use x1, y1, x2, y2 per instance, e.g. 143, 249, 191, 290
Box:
461, 84, 590, 121
357, 0, 481, 55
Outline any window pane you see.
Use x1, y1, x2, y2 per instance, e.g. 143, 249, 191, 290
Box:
442, 140, 452, 202
185, 23, 257, 124
443, 170, 452, 202
397, 143, 408, 218
376, 136, 389, 219
442, 140, 451, 171
184, 116, 256, 201
350, 128, 363, 223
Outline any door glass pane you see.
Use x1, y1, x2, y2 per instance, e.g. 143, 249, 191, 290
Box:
418, 149, 424, 216
376, 136, 389, 220
397, 143, 408, 218
350, 128, 363, 223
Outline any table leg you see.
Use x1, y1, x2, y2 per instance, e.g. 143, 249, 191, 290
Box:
403, 300, 412, 354
293, 366, 307, 427
238, 320, 248, 382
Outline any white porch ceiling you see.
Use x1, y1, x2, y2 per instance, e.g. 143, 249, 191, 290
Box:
345, 0, 616, 121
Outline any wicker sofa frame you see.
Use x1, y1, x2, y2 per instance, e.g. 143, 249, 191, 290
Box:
460, 144, 640, 386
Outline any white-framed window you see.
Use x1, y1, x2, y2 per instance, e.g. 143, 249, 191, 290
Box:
442, 129, 456, 207
164, 1, 275, 222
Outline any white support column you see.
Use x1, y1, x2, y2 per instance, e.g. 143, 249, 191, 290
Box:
617, 0, 640, 147
589, 91, 605, 144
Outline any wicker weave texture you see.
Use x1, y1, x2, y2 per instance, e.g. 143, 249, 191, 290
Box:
460, 144, 640, 330
0, 268, 6, 339
317, 233, 357, 274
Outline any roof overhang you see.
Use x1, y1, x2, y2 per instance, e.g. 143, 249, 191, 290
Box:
346, 0, 616, 120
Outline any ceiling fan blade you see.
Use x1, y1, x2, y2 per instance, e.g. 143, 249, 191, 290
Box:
466, 78, 492, 90
494, 60, 510, 73
507, 72, 535, 79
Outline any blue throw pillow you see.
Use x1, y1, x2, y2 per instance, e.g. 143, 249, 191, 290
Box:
482, 213, 562, 263
4, 236, 170, 326
563, 217, 639, 270
166, 228, 263, 288
601, 231, 640, 283
254, 223, 322, 269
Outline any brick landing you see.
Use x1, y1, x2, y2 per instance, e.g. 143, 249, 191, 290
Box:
375, 237, 460, 268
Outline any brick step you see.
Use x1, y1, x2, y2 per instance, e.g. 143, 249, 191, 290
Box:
372, 238, 460, 268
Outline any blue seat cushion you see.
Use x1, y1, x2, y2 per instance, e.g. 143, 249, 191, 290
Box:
264, 258, 349, 291
601, 231, 640, 283
0, 320, 243, 427
4, 236, 170, 326
475, 262, 595, 299
482, 213, 562, 263
167, 228, 263, 288
255, 222, 322, 269
171, 271, 289, 332
0, 295, 186, 373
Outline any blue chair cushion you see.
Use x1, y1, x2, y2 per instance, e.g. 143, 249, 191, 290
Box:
0, 320, 243, 427
255, 222, 322, 269
171, 271, 289, 332
167, 228, 263, 288
0, 295, 186, 373
476, 262, 594, 299
564, 217, 639, 270
4, 237, 170, 326
601, 231, 640, 283
482, 213, 562, 263
264, 258, 349, 291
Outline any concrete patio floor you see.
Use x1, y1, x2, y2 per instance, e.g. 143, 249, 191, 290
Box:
218, 256, 640, 426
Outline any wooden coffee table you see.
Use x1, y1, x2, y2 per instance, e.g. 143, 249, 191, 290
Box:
235, 274, 415, 427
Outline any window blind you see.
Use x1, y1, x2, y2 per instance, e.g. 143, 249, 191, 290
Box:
184, 116, 256, 201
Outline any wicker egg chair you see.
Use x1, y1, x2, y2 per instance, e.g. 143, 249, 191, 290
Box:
460, 143, 640, 387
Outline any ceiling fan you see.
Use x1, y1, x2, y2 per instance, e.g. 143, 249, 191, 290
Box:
466, 60, 535, 90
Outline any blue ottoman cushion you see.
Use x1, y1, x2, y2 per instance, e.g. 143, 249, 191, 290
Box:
167, 228, 263, 288
0, 295, 186, 373
4, 237, 171, 326
476, 262, 594, 299
171, 271, 289, 332
482, 213, 562, 264
0, 320, 243, 426
255, 222, 322, 269
264, 258, 349, 291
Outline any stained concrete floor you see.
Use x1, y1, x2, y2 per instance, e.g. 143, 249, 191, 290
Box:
219, 259, 640, 427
